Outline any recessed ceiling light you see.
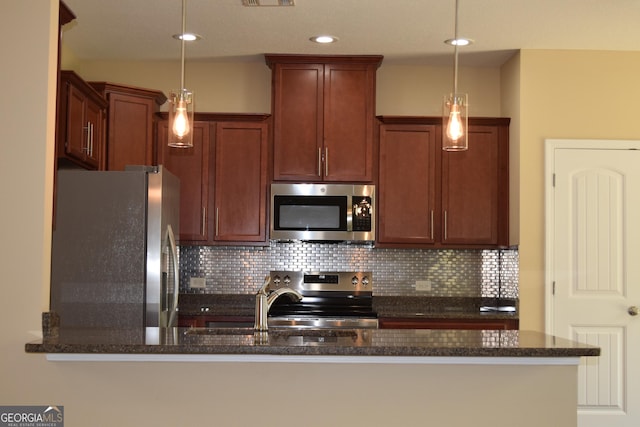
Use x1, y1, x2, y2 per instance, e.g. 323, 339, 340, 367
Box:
444, 38, 473, 46
173, 33, 202, 41
310, 35, 338, 44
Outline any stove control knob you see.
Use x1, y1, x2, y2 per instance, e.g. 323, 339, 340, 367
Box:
283, 275, 291, 285
272, 275, 281, 285
362, 276, 370, 287
351, 276, 359, 286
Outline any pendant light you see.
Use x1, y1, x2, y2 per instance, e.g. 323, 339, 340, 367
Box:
442, 0, 470, 151
168, 0, 194, 148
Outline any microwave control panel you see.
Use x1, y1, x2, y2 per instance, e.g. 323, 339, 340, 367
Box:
352, 196, 372, 231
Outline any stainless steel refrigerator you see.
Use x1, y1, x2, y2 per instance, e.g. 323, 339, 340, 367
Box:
50, 165, 180, 329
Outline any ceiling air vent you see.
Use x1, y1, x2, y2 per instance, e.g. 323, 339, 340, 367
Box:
242, 0, 295, 6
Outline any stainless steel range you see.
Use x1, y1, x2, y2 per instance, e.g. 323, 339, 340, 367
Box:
266, 271, 378, 329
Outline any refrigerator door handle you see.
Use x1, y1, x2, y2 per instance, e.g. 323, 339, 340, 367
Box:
166, 224, 180, 327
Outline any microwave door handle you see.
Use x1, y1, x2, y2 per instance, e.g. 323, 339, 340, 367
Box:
166, 224, 179, 327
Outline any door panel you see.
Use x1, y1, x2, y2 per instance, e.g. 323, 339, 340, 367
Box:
573, 327, 624, 411
272, 64, 323, 181
441, 125, 499, 244
157, 121, 211, 242
323, 64, 374, 182
214, 122, 268, 242
377, 124, 437, 244
65, 84, 88, 163
84, 98, 103, 169
107, 93, 155, 170
548, 143, 640, 426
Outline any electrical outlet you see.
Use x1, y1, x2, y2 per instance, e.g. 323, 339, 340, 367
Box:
415, 280, 432, 291
189, 277, 206, 289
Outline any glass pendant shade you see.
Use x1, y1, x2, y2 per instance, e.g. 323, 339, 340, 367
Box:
442, 93, 468, 151
168, 89, 194, 148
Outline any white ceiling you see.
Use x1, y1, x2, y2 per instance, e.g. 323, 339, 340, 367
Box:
62, 0, 640, 67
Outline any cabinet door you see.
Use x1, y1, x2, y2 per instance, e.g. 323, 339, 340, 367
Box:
213, 122, 268, 242
65, 84, 103, 169
323, 63, 375, 182
64, 83, 89, 164
157, 121, 211, 243
441, 125, 502, 245
105, 92, 155, 170
378, 124, 438, 244
272, 63, 324, 181
84, 98, 104, 169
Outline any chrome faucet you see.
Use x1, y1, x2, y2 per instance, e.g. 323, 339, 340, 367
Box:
254, 276, 303, 332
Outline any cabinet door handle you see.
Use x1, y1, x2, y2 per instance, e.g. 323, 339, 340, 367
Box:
215, 208, 219, 237
324, 147, 329, 177
89, 122, 94, 157
202, 207, 206, 236
430, 210, 434, 240
443, 210, 448, 241
317, 147, 322, 177
83, 122, 91, 154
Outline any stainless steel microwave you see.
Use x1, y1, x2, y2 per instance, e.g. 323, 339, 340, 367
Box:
270, 183, 375, 242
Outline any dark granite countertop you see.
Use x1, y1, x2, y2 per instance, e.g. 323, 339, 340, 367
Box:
178, 294, 519, 320
25, 326, 598, 358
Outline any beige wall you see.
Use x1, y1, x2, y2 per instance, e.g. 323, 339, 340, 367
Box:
377, 64, 502, 116
0, 0, 56, 404
0, 0, 58, 330
72, 59, 273, 113
516, 49, 640, 331
63, 49, 504, 117
500, 53, 521, 247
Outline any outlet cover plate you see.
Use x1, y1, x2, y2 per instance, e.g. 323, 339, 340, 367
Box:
190, 277, 206, 289
415, 280, 432, 291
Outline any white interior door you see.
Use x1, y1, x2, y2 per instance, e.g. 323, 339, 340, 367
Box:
546, 140, 640, 427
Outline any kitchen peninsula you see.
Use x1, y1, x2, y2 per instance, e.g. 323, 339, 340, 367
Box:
26, 324, 598, 427
27, 325, 597, 361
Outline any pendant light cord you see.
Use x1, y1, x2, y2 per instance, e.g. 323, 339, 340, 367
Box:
452, 0, 459, 95
180, 0, 186, 91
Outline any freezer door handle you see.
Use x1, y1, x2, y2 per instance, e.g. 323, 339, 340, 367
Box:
166, 224, 180, 327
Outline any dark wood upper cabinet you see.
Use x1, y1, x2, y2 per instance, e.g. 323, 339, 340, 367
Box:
157, 113, 270, 246
377, 116, 510, 248
157, 120, 212, 243
442, 124, 507, 245
89, 82, 166, 171
213, 121, 268, 243
378, 123, 438, 244
57, 71, 107, 170
266, 55, 383, 182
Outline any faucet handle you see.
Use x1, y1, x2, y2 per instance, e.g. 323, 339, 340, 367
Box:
257, 275, 271, 294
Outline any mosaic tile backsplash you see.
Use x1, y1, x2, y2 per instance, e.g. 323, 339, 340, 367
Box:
179, 242, 518, 298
